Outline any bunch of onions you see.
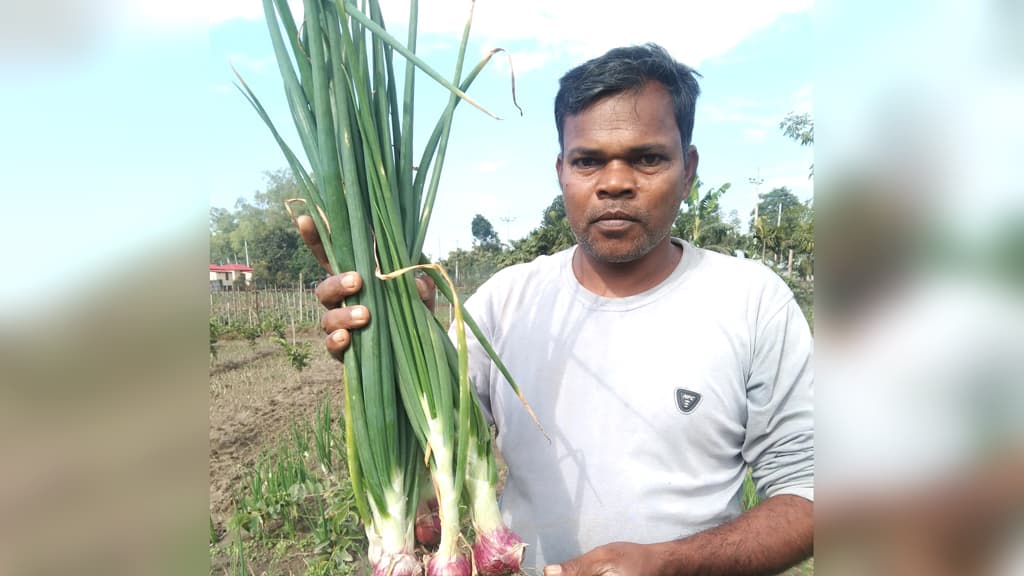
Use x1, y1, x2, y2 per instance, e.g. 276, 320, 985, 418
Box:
234, 0, 540, 574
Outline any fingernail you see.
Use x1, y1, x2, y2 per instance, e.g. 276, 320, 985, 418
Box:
350, 307, 366, 321
342, 274, 358, 289
331, 331, 346, 344
544, 566, 562, 576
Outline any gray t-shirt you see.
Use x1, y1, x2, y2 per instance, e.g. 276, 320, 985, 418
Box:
462, 240, 814, 568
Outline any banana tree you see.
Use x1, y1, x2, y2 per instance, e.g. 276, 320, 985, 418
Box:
673, 179, 735, 253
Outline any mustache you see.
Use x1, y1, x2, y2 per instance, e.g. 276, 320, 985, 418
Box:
585, 205, 647, 224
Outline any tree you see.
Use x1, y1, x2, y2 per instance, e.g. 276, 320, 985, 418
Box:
793, 201, 814, 279
209, 206, 239, 264
471, 214, 500, 250
441, 246, 503, 298
779, 112, 813, 146
672, 179, 740, 254
751, 187, 799, 264
780, 112, 814, 178
749, 187, 813, 277
502, 196, 576, 265
208, 170, 324, 286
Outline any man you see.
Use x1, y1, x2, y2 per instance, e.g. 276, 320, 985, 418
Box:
308, 44, 813, 575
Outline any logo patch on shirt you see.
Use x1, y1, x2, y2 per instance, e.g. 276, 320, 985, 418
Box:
675, 388, 702, 414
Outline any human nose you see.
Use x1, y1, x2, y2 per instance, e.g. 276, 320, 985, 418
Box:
596, 159, 636, 198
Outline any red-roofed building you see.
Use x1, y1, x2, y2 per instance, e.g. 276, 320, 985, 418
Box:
210, 263, 253, 290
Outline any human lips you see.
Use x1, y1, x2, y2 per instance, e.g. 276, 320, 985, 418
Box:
590, 210, 640, 233
591, 210, 638, 224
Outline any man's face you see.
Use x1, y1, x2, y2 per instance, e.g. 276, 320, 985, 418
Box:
556, 82, 698, 264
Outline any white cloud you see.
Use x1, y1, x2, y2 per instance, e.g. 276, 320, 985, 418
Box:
118, 0, 303, 29
702, 100, 781, 144
488, 49, 552, 76
122, 0, 811, 71
380, 0, 815, 67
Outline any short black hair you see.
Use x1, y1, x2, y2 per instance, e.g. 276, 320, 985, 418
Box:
554, 43, 701, 150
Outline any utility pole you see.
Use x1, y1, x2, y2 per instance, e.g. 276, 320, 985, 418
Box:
244, 239, 251, 268
499, 216, 516, 246
748, 171, 765, 263
454, 240, 459, 284
748, 171, 764, 223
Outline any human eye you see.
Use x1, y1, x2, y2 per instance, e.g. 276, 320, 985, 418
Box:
635, 153, 665, 167
571, 156, 602, 169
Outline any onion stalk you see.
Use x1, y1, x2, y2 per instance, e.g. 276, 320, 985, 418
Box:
234, 0, 539, 574
466, 401, 525, 575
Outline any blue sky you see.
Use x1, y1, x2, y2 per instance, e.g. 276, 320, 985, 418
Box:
0, 0, 813, 308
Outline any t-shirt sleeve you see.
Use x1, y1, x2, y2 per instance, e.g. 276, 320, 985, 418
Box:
742, 288, 815, 502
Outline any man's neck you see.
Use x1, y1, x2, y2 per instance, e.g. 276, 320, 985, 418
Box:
572, 239, 683, 298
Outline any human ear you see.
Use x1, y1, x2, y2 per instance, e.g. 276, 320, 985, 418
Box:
683, 146, 699, 188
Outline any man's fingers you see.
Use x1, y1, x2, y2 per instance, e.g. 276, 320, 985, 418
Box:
544, 562, 573, 576
325, 330, 349, 361
321, 305, 370, 334
546, 551, 597, 576
415, 275, 437, 314
296, 214, 332, 274
315, 272, 363, 309
315, 272, 364, 364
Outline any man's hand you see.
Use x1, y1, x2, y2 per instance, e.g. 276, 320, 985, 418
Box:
545, 495, 812, 576
296, 214, 331, 273
299, 214, 437, 361
316, 272, 370, 361
545, 542, 664, 576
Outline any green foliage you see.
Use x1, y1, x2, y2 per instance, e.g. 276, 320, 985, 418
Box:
230, 531, 249, 576
312, 399, 334, 474
471, 214, 501, 249
779, 112, 814, 146
209, 319, 221, 361
501, 195, 576, 266
262, 315, 288, 340
274, 336, 313, 372
441, 246, 505, 299
228, 402, 366, 571
750, 187, 815, 278
240, 324, 262, 348
780, 111, 814, 178
673, 180, 744, 254
210, 170, 325, 287
785, 276, 815, 332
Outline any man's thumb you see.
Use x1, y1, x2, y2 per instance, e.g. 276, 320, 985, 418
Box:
544, 560, 579, 576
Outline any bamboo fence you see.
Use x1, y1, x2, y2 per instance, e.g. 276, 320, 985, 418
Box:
210, 284, 322, 327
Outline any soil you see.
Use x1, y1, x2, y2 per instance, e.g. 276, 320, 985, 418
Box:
208, 334, 342, 536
